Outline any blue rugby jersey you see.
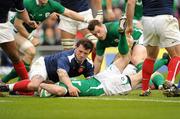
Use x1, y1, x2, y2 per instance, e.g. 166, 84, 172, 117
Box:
0, 0, 24, 23
55, 0, 89, 12
44, 49, 94, 82
143, 0, 174, 16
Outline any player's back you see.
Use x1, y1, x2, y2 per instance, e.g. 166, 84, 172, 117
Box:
95, 64, 132, 96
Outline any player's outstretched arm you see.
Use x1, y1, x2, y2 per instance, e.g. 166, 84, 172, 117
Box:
57, 68, 80, 97
125, 0, 136, 35
39, 83, 67, 97
94, 55, 104, 74
62, 8, 93, 23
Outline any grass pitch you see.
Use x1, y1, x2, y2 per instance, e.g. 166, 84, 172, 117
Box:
0, 90, 180, 119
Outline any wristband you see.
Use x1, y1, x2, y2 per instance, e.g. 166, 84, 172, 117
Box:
27, 34, 34, 41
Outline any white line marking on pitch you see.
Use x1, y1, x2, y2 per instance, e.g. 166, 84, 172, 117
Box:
60, 97, 180, 103
0, 100, 13, 103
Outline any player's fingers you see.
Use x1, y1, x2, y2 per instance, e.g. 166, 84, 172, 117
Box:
77, 88, 80, 93
71, 92, 78, 97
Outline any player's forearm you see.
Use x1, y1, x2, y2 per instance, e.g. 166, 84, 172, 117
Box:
57, 68, 73, 88
94, 55, 103, 74
18, 9, 31, 25
40, 83, 65, 96
63, 8, 86, 22
14, 18, 30, 38
126, 0, 136, 27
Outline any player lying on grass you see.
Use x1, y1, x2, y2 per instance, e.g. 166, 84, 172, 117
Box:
0, 0, 94, 84
39, 52, 169, 97
87, 18, 170, 92
88, 19, 145, 74
0, 39, 94, 96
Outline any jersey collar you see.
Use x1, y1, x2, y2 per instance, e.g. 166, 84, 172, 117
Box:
36, 0, 40, 5
103, 24, 107, 33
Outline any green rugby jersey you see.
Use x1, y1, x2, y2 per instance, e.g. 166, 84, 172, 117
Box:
13, 0, 65, 33
96, 21, 143, 56
96, 21, 120, 56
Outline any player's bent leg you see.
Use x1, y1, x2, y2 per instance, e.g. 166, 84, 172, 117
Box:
113, 53, 131, 73
16, 34, 36, 64
118, 33, 129, 55
22, 46, 36, 64
1, 41, 20, 63
1, 41, 29, 80
131, 44, 147, 66
130, 70, 143, 89
140, 46, 159, 96
150, 72, 165, 90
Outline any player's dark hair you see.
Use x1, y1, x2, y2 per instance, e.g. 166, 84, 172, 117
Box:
76, 39, 94, 52
88, 20, 101, 31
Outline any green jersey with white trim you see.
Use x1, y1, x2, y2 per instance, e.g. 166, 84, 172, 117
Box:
96, 21, 120, 56
96, 21, 143, 56
59, 77, 105, 96
15, 0, 65, 33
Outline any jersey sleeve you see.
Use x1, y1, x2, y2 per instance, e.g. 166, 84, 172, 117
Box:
96, 41, 106, 56
14, 0, 25, 12
57, 57, 70, 72
50, 0, 65, 14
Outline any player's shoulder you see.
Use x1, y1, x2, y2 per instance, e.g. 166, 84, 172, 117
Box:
48, 0, 60, 5
23, 0, 32, 4
23, 0, 35, 6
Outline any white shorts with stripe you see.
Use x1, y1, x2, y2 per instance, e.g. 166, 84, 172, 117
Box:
0, 22, 15, 43
142, 15, 180, 48
95, 64, 132, 96
58, 9, 93, 35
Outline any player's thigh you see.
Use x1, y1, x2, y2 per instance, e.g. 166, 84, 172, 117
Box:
15, 33, 34, 54
159, 15, 180, 48
0, 22, 15, 43
58, 15, 78, 35
142, 16, 160, 47
131, 44, 147, 65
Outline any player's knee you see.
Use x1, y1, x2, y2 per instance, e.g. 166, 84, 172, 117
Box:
26, 47, 36, 58
131, 56, 140, 65
19, 40, 35, 55
61, 39, 75, 50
